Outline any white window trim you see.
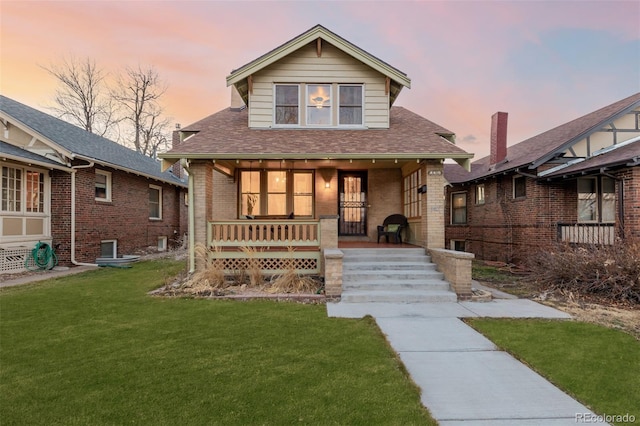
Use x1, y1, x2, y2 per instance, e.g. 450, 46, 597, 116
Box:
157, 236, 168, 251
149, 184, 162, 220
305, 84, 333, 127
100, 239, 117, 258
95, 170, 112, 202
273, 84, 300, 127
337, 84, 365, 127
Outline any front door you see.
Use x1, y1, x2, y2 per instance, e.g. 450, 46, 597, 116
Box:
338, 171, 367, 236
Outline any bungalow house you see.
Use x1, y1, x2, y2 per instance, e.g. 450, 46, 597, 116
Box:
0, 95, 188, 273
444, 92, 640, 263
160, 25, 474, 297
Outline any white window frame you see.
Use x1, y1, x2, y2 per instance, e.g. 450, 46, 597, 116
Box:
95, 170, 112, 202
337, 84, 364, 127
306, 84, 332, 126
149, 184, 162, 220
157, 236, 168, 251
100, 239, 117, 258
273, 84, 300, 127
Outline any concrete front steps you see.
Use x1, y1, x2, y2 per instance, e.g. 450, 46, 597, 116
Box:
340, 248, 457, 303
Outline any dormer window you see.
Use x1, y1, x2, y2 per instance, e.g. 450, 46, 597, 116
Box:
275, 84, 299, 125
273, 83, 364, 128
307, 84, 331, 125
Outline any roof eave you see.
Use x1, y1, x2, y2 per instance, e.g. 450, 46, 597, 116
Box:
226, 25, 411, 89
75, 154, 186, 188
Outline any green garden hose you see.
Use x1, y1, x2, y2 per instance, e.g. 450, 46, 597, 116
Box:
25, 241, 58, 271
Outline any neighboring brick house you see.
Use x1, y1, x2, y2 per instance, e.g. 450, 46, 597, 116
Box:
159, 25, 473, 291
444, 93, 640, 263
0, 95, 188, 273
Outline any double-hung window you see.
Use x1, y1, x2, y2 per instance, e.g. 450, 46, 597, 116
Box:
95, 170, 111, 201
475, 184, 485, 205
274, 83, 364, 127
578, 177, 615, 223
307, 84, 331, 125
149, 185, 162, 220
275, 84, 299, 125
338, 85, 363, 126
240, 170, 314, 217
451, 192, 467, 225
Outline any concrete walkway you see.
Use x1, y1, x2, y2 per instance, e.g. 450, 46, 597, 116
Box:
327, 300, 606, 425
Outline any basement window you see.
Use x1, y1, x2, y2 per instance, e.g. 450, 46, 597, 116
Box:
100, 240, 117, 258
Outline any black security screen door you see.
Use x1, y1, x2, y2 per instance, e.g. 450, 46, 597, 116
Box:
338, 171, 367, 236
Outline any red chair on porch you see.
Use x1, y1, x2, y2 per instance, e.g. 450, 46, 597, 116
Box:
377, 214, 408, 244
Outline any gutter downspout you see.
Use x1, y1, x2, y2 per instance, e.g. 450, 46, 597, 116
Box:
181, 158, 195, 273
71, 161, 99, 266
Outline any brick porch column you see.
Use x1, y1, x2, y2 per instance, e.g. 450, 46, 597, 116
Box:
319, 215, 339, 276
190, 160, 214, 271
420, 160, 446, 249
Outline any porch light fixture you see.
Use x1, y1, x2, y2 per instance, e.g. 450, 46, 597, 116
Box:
372, 159, 376, 164
325, 182, 330, 189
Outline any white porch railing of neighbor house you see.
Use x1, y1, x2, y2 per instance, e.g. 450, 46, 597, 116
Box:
208, 220, 320, 274
557, 222, 616, 245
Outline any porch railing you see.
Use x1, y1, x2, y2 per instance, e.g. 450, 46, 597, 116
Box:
208, 220, 320, 274
557, 222, 616, 245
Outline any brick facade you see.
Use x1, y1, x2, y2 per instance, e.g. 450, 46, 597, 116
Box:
51, 165, 187, 265
445, 166, 638, 263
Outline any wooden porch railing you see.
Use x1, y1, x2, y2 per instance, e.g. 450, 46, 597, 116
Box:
557, 222, 616, 245
208, 220, 320, 274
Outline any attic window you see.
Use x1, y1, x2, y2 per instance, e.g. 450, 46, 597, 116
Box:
307, 84, 331, 125
275, 84, 299, 125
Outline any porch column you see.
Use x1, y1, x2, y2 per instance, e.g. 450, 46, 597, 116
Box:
319, 215, 339, 275
420, 160, 445, 249
190, 160, 214, 271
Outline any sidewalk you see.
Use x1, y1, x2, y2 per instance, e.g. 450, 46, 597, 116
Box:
327, 300, 605, 425
0, 265, 98, 288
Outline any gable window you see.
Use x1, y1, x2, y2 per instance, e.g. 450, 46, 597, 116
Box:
475, 184, 485, 205
338, 85, 363, 126
513, 176, 526, 199
149, 185, 162, 220
451, 192, 467, 225
275, 84, 299, 125
403, 169, 422, 218
240, 170, 314, 217
307, 84, 331, 125
578, 177, 615, 223
95, 170, 111, 201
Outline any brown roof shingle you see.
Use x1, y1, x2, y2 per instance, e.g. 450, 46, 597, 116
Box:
445, 92, 640, 184
166, 106, 470, 159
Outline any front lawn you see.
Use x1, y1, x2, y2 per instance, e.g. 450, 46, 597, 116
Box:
468, 318, 640, 425
0, 260, 434, 425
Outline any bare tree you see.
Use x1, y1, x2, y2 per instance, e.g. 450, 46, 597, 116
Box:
112, 65, 170, 157
42, 56, 120, 139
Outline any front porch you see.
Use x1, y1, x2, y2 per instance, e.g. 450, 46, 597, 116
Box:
206, 215, 473, 300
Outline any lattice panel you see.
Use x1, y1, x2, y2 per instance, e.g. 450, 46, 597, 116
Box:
218, 257, 318, 274
0, 247, 34, 273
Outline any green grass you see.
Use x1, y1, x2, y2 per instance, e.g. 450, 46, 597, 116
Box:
468, 318, 640, 425
0, 260, 434, 425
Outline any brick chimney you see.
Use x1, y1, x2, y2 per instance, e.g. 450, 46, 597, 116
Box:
490, 112, 508, 165
171, 123, 182, 179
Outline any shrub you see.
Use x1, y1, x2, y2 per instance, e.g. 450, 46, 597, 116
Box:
525, 239, 640, 304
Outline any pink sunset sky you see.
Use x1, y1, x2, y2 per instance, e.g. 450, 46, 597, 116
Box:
1, 0, 639, 159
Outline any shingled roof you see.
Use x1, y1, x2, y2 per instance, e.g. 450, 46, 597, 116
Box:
0, 95, 185, 187
445, 92, 640, 184
164, 106, 470, 160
